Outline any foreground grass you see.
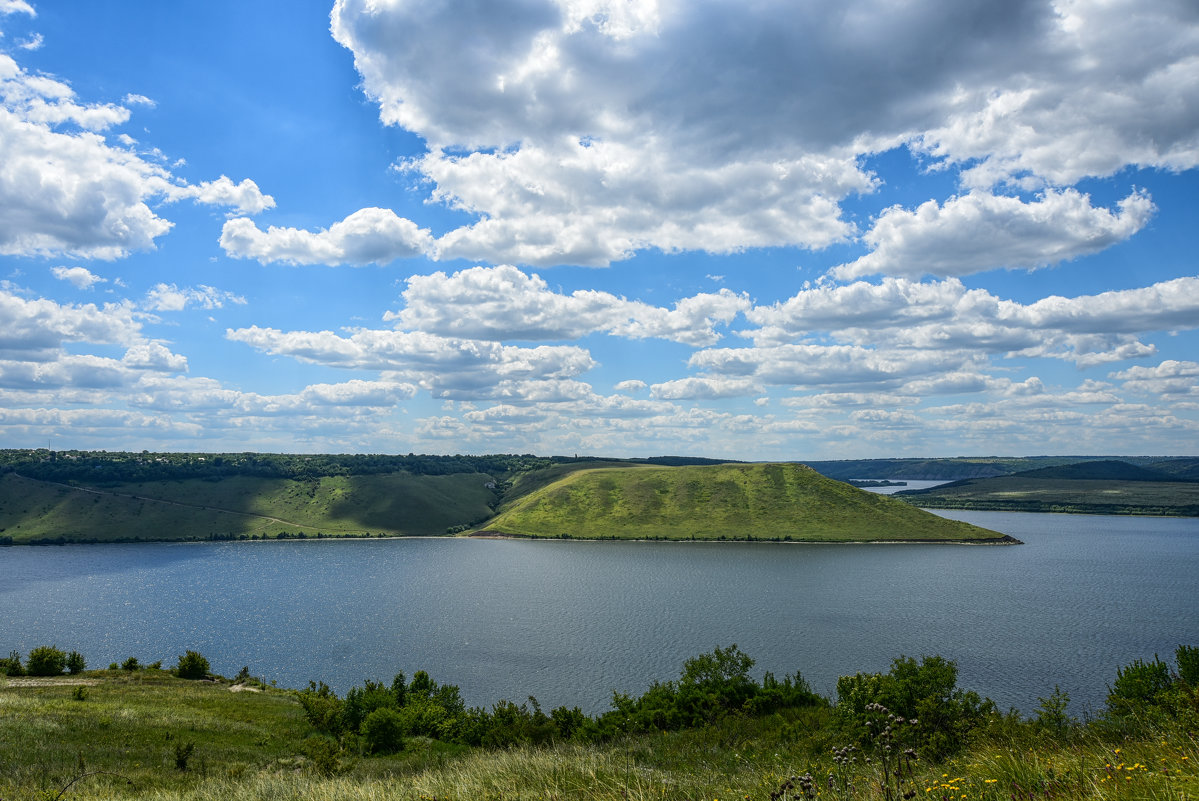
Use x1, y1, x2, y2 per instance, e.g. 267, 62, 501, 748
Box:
4, 671, 1195, 800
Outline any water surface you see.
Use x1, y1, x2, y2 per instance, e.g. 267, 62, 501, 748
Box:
2, 510, 1195, 717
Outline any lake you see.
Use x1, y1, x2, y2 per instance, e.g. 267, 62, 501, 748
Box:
2, 509, 1196, 718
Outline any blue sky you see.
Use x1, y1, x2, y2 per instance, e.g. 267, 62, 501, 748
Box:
1, 0, 1197, 460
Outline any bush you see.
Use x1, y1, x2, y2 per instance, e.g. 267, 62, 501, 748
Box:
1107, 655, 1172, 715
26, 645, 67, 677
835, 655, 992, 759
175, 650, 210, 680
174, 741, 195, 771
298, 681, 345, 736
342, 678, 397, 732
1035, 685, 1072, 735
361, 707, 406, 754
302, 736, 347, 776
65, 651, 86, 675
121, 656, 140, 671
1177, 644, 1199, 687
0, 650, 25, 677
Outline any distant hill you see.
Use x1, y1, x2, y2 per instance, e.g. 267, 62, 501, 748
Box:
1006, 460, 1188, 482
477, 463, 1013, 543
803, 457, 1091, 481
804, 456, 1199, 483
895, 461, 1199, 516
1146, 458, 1199, 481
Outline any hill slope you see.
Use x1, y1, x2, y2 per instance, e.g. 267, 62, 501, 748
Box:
0, 472, 499, 543
478, 463, 1012, 542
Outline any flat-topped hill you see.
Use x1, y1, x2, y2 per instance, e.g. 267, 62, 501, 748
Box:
477, 462, 1013, 543
1006, 460, 1189, 482
895, 460, 1199, 516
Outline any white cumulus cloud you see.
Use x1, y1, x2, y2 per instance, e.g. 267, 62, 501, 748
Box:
144, 283, 246, 312
313, 0, 1199, 269
832, 189, 1154, 280
388, 264, 749, 346
51, 265, 105, 289
0, 51, 273, 260
221, 208, 433, 266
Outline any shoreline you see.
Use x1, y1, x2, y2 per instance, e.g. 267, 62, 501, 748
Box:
3, 531, 1024, 546
468, 530, 1023, 545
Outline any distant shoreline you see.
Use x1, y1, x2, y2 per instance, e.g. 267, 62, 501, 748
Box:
469, 530, 1023, 545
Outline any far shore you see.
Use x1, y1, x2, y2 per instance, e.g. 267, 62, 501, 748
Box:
468, 530, 1023, 545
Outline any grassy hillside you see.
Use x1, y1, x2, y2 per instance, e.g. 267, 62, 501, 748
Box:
896, 463, 1199, 516
479, 462, 1011, 542
2, 649, 1195, 801
0, 471, 499, 543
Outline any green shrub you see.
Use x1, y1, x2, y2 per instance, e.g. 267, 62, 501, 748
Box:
835, 655, 992, 759
1107, 655, 1172, 715
302, 736, 347, 776
72, 686, 88, 701
1035, 685, 1072, 735
298, 681, 345, 736
65, 651, 86, 675
0, 650, 25, 676
121, 656, 140, 672
342, 678, 397, 732
361, 707, 406, 754
26, 645, 67, 677
174, 741, 195, 771
175, 650, 210, 680
1177, 644, 1199, 687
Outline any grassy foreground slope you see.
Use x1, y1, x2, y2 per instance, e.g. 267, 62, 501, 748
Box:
897, 460, 1199, 516
0, 471, 498, 543
2, 649, 1197, 801
479, 462, 1011, 542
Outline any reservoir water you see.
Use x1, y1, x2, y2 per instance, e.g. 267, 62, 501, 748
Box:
2, 510, 1196, 718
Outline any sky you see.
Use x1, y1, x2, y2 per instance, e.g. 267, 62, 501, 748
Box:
1, 0, 1197, 461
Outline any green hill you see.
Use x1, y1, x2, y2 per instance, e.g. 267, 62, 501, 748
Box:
1005, 460, 1187, 482
477, 462, 1012, 542
895, 467, 1199, 516
0, 471, 499, 543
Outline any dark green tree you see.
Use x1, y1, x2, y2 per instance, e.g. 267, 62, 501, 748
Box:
175, 650, 210, 680
361, 707, 406, 754
65, 651, 86, 675
26, 645, 67, 677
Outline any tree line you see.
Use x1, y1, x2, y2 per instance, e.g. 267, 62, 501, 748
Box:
0, 449, 734, 486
